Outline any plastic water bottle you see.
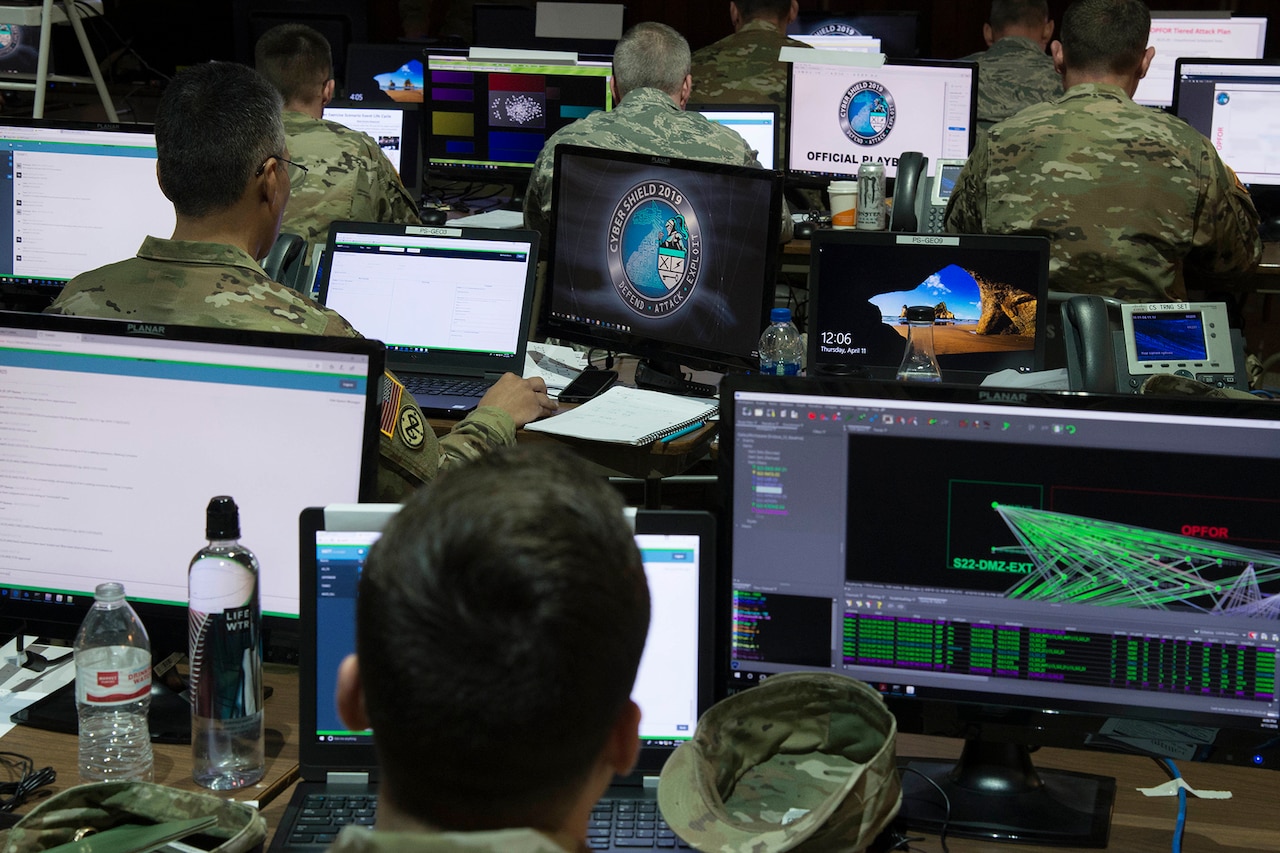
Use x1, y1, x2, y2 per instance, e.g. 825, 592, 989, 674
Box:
189, 495, 265, 790
74, 582, 154, 782
759, 307, 804, 376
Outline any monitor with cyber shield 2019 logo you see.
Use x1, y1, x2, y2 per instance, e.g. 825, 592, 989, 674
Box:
786, 57, 977, 186
540, 145, 782, 374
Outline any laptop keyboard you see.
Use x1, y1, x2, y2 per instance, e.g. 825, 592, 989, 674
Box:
588, 798, 691, 849
286, 793, 378, 846
401, 376, 491, 398
281, 793, 689, 849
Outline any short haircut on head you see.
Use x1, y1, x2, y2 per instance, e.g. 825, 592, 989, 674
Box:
355, 444, 651, 829
1060, 0, 1151, 75
612, 21, 691, 98
254, 22, 333, 103
733, 0, 793, 22
154, 62, 285, 219
989, 0, 1049, 32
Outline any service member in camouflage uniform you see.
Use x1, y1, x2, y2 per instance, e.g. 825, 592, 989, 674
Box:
255, 24, 422, 268
689, 1, 811, 161
329, 445, 650, 853
44, 62, 554, 500
946, 0, 1261, 302
522, 21, 793, 246
961, 0, 1062, 132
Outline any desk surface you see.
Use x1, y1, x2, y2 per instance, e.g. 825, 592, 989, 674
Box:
2, 663, 300, 826
5, 683, 1278, 850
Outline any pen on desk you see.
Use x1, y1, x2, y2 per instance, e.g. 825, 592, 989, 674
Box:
660, 421, 705, 444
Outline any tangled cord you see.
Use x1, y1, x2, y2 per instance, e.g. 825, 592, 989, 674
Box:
0, 751, 56, 813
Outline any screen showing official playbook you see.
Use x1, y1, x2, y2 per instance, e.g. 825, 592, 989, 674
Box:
787, 59, 976, 181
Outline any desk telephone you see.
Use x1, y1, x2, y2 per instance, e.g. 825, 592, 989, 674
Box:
888, 152, 966, 234
1061, 296, 1247, 393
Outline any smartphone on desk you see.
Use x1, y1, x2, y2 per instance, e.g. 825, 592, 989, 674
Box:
557, 368, 618, 403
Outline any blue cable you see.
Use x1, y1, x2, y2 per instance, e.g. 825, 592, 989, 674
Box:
1162, 758, 1187, 853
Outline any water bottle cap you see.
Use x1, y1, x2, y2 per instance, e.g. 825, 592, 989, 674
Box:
905, 305, 934, 323
93, 582, 126, 602
770, 307, 792, 323
206, 495, 241, 540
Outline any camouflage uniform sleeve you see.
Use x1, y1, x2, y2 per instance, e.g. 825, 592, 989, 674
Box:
522, 144, 555, 248
943, 133, 988, 235
376, 371, 442, 501
438, 405, 517, 470
1186, 147, 1263, 286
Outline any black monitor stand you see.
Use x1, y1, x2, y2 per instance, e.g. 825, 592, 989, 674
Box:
897, 738, 1116, 848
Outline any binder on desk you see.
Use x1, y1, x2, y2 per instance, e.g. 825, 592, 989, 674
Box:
525, 385, 717, 445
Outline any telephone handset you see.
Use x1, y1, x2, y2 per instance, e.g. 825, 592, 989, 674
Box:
1060, 294, 1118, 393
889, 153, 966, 233
889, 151, 927, 232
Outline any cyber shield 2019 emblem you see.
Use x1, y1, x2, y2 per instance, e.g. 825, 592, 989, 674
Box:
839, 80, 896, 146
607, 180, 702, 318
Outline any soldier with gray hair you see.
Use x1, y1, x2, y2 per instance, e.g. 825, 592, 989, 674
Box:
255, 23, 422, 269
945, 0, 1261, 302
522, 21, 792, 245
961, 0, 1062, 131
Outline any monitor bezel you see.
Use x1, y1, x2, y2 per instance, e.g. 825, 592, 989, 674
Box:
537, 144, 783, 375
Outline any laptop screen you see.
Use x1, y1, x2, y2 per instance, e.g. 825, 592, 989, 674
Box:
300, 506, 714, 778
689, 105, 779, 171
806, 230, 1049, 381
0, 119, 175, 294
318, 223, 538, 373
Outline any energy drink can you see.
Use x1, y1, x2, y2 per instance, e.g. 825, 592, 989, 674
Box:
856, 163, 886, 230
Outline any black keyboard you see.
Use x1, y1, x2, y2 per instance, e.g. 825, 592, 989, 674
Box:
285, 793, 378, 846
402, 376, 491, 397
587, 797, 691, 850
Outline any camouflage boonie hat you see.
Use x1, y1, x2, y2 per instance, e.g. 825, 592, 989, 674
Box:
658, 672, 901, 853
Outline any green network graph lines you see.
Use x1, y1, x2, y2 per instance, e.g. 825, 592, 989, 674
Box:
991, 504, 1280, 617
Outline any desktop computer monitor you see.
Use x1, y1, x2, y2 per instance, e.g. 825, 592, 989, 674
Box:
688, 104, 779, 171
0, 311, 384, 664
539, 145, 782, 389
719, 374, 1280, 846
424, 51, 614, 182
789, 35, 881, 53
0, 119, 174, 304
343, 42, 426, 104
788, 11, 923, 58
1134, 15, 1267, 109
322, 101, 423, 198
806, 230, 1049, 382
1172, 58, 1280, 199
786, 57, 977, 185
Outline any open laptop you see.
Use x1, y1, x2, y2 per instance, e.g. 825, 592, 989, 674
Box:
269, 504, 715, 851
317, 222, 540, 417
806, 230, 1050, 383
688, 103, 780, 170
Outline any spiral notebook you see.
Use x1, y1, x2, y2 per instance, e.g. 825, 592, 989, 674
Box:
524, 385, 717, 445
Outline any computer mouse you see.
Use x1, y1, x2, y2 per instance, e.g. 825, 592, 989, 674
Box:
794, 220, 816, 240
421, 207, 448, 226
